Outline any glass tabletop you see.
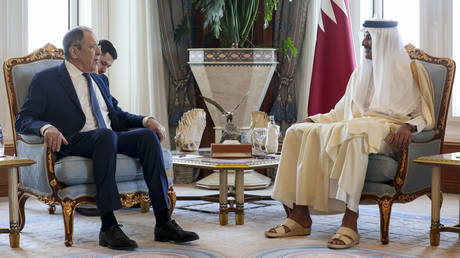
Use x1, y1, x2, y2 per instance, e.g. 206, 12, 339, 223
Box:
172, 148, 280, 169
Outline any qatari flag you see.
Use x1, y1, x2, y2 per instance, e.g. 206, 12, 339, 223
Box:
307, 0, 356, 116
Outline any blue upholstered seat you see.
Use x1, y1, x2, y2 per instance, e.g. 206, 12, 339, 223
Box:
54, 150, 173, 186
365, 154, 398, 183
54, 150, 174, 200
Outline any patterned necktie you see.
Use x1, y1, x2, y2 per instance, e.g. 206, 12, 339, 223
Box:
82, 73, 107, 128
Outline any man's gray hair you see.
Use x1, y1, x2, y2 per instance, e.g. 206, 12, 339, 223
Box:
62, 26, 94, 59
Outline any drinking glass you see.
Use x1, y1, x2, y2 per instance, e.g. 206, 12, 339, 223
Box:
252, 128, 267, 155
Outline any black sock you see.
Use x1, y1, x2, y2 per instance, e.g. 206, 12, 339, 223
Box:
155, 209, 171, 227
101, 212, 118, 231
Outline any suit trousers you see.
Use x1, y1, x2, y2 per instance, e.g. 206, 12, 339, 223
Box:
58, 128, 170, 216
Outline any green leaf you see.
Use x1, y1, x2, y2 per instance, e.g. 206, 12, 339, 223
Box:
194, 0, 292, 52
194, 0, 225, 39
264, 0, 279, 29
280, 37, 297, 60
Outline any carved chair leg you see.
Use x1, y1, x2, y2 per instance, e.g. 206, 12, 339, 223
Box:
61, 201, 77, 247
18, 193, 29, 232
168, 187, 176, 216
140, 199, 150, 213
377, 198, 393, 245
48, 204, 56, 214
283, 204, 292, 217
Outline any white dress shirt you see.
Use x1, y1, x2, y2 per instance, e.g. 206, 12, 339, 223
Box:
65, 61, 112, 132
40, 61, 112, 135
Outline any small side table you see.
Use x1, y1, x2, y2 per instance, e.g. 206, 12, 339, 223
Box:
413, 152, 460, 246
173, 155, 279, 225
0, 156, 35, 248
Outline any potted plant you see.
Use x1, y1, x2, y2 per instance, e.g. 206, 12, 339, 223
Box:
185, 0, 295, 132
182, 0, 298, 190
197, 0, 277, 48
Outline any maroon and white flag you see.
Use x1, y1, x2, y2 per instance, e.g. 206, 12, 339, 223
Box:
307, 0, 356, 116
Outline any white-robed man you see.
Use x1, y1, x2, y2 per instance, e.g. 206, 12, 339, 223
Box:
265, 20, 435, 249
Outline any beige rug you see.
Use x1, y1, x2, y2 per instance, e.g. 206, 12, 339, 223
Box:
0, 193, 459, 257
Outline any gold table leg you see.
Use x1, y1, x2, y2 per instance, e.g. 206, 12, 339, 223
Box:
235, 169, 244, 225
219, 169, 228, 225
430, 166, 441, 246
8, 167, 20, 248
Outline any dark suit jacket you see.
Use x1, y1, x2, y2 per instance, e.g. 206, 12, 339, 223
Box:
16, 61, 144, 141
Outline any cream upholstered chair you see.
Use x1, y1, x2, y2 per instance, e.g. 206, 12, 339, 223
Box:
360, 44, 455, 244
3, 44, 177, 246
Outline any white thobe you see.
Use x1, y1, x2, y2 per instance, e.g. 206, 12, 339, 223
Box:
272, 62, 435, 213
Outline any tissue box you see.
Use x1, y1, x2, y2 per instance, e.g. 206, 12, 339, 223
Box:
211, 143, 252, 158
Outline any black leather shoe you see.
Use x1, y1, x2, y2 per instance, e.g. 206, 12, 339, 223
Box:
99, 224, 138, 250
154, 220, 199, 242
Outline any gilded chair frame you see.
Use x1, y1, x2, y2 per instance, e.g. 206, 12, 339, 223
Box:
360, 44, 456, 244
3, 44, 176, 246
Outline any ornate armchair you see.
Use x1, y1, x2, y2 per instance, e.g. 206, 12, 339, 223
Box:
361, 45, 456, 244
3, 44, 177, 247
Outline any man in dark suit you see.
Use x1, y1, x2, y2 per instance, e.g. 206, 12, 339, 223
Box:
15, 26, 198, 250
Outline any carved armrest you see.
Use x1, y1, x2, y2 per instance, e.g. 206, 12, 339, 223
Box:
16, 134, 58, 197
411, 130, 436, 143
394, 130, 440, 191
18, 134, 44, 144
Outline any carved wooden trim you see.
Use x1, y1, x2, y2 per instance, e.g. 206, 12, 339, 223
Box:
393, 148, 408, 192
120, 192, 149, 208
395, 189, 431, 204
377, 197, 393, 244
45, 147, 62, 201
189, 48, 277, 63
61, 199, 77, 247
168, 187, 176, 215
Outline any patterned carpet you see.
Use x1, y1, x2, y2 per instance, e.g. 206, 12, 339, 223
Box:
0, 194, 459, 258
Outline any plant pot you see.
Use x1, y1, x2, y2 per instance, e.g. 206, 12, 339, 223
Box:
188, 48, 278, 130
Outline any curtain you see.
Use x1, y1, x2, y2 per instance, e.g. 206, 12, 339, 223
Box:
97, 0, 171, 148
295, 0, 320, 121
157, 0, 195, 130
0, 0, 27, 145
269, 0, 309, 132
131, 0, 171, 148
